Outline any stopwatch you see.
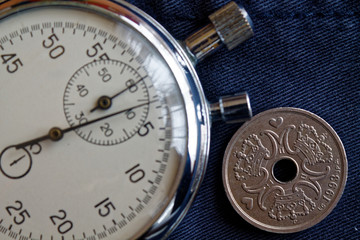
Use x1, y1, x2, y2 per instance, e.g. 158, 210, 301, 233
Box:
0, 1, 253, 239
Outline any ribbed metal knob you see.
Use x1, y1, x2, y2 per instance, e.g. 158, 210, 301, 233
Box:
209, 2, 254, 50
184, 1, 254, 62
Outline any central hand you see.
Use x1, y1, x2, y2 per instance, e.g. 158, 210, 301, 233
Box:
90, 76, 147, 112
8, 100, 156, 150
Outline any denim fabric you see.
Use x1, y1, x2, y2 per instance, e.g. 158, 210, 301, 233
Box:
127, 0, 359, 239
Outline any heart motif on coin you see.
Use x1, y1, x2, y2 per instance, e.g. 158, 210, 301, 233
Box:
269, 117, 283, 128
241, 197, 254, 210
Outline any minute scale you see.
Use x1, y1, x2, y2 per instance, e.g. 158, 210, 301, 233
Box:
0, 8, 181, 240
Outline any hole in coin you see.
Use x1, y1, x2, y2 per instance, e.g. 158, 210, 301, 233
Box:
272, 158, 297, 183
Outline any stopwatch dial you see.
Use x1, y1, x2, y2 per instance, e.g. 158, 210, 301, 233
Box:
64, 60, 150, 145
0, 3, 188, 240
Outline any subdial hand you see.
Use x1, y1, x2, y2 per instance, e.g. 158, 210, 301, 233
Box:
10, 154, 26, 166
8, 100, 156, 150
90, 76, 147, 112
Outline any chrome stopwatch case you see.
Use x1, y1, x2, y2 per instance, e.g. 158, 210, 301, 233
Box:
0, 1, 253, 239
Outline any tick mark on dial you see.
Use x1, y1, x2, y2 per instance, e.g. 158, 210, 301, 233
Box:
86, 131, 93, 141
123, 129, 130, 138
84, 67, 90, 76
120, 64, 126, 74
64, 102, 75, 106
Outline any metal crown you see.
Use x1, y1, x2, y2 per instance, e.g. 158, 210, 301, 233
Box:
209, 1, 254, 50
184, 1, 254, 62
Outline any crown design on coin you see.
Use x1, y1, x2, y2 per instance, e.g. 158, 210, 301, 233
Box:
294, 123, 333, 165
268, 188, 316, 222
234, 134, 270, 177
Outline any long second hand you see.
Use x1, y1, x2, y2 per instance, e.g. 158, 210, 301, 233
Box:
14, 100, 156, 150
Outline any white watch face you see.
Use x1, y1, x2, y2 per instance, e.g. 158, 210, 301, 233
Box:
0, 3, 188, 240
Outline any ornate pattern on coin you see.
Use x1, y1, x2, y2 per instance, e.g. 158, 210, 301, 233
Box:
223, 108, 347, 233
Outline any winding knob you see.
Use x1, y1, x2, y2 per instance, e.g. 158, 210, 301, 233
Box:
184, 1, 254, 62
209, 1, 254, 50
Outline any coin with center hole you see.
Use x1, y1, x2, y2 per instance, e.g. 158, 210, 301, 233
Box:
223, 108, 347, 233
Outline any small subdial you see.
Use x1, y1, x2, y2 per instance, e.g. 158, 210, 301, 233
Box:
63, 60, 150, 145
0, 146, 32, 179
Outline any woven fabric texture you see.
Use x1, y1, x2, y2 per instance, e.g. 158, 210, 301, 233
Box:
127, 0, 359, 239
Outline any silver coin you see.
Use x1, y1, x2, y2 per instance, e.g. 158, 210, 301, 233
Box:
223, 108, 347, 233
